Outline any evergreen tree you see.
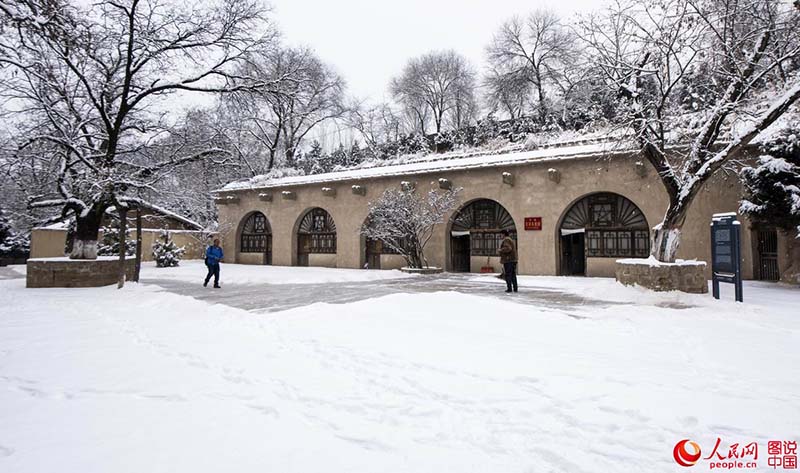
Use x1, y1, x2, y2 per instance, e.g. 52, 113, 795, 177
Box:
328, 143, 348, 170
741, 128, 800, 233
97, 217, 135, 256
0, 207, 30, 259
152, 231, 185, 268
305, 140, 328, 174
348, 141, 366, 167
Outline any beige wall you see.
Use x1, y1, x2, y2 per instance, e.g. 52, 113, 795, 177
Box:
380, 254, 406, 270
217, 152, 796, 281
30, 228, 211, 261
30, 229, 69, 258
586, 257, 620, 278
309, 253, 337, 268
237, 252, 265, 265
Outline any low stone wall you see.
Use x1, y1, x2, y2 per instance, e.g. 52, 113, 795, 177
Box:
27, 257, 135, 288
615, 258, 708, 294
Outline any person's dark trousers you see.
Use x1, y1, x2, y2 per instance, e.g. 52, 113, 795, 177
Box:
503, 262, 518, 292
204, 263, 220, 287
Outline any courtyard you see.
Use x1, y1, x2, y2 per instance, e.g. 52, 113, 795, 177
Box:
1, 261, 798, 472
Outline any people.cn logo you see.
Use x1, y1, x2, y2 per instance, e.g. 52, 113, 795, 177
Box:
674, 439, 702, 467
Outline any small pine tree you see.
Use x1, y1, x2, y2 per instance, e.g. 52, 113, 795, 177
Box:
348, 141, 365, 167
740, 128, 800, 234
327, 143, 348, 170
97, 217, 135, 256
0, 207, 30, 259
305, 140, 329, 174
152, 231, 185, 268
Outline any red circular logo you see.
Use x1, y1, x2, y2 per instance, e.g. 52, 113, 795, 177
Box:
674, 439, 702, 467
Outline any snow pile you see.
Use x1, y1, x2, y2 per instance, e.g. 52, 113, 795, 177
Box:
616, 255, 706, 267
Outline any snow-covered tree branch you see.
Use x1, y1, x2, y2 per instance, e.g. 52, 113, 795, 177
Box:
361, 187, 462, 269
581, 0, 800, 262
0, 0, 280, 259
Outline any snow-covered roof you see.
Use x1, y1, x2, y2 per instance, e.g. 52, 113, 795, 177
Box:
34, 203, 203, 232
134, 202, 204, 231
219, 136, 637, 193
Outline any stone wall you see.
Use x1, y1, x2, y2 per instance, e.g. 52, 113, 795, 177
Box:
27, 257, 135, 288
615, 259, 708, 293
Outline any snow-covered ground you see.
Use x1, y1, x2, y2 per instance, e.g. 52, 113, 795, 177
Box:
1, 263, 798, 472
139, 259, 415, 285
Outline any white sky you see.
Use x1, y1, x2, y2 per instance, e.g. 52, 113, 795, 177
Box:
269, 0, 606, 103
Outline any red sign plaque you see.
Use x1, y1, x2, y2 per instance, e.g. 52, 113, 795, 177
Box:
524, 217, 542, 231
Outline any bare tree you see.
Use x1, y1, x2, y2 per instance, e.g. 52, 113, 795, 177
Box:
0, 0, 279, 259
486, 10, 575, 124
226, 46, 346, 172
483, 68, 531, 120
580, 0, 800, 262
361, 187, 461, 269
345, 101, 402, 156
390, 50, 477, 135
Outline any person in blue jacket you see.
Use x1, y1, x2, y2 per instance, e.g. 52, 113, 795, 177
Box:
204, 239, 224, 288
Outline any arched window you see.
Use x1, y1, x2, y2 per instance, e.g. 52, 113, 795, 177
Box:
240, 212, 271, 253
298, 208, 337, 254
451, 199, 516, 256
561, 193, 649, 258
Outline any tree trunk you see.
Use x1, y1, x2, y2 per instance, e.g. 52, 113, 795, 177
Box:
70, 209, 104, 260
535, 74, 546, 124
117, 208, 128, 289
133, 209, 142, 282
651, 204, 690, 263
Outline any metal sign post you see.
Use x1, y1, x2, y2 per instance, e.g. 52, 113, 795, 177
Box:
710, 212, 743, 302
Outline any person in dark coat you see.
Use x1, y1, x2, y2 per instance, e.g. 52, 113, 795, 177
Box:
204, 239, 224, 288
497, 229, 518, 293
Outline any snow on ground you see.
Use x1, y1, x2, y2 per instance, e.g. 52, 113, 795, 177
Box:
141, 259, 415, 285
1, 264, 799, 472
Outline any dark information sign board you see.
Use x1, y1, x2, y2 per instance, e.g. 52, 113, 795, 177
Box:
710, 213, 743, 302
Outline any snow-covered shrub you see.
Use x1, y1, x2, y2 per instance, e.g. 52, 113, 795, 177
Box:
0, 207, 29, 260
740, 127, 800, 235
361, 187, 461, 268
152, 231, 185, 268
98, 218, 135, 256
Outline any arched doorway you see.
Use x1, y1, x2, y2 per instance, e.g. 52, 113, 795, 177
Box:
296, 208, 336, 267
240, 211, 272, 265
450, 199, 517, 273
558, 192, 649, 275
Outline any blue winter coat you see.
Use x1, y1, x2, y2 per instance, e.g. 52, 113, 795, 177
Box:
205, 246, 224, 265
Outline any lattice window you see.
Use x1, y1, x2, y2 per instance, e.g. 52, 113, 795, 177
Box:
240, 212, 271, 253
298, 208, 337, 254
562, 193, 650, 258
590, 199, 615, 227
586, 230, 649, 257
451, 199, 517, 257
634, 231, 649, 257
